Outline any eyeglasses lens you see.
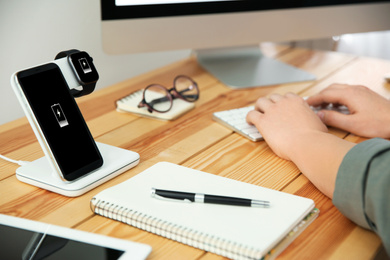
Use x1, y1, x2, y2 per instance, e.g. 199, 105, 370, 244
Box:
175, 76, 199, 102
144, 85, 172, 112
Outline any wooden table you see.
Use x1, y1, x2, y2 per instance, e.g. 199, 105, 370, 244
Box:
1, 44, 389, 259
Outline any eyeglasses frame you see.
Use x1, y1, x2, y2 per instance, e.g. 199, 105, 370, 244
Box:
137, 75, 199, 113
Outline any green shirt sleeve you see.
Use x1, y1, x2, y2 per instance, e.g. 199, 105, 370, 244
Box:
333, 138, 390, 255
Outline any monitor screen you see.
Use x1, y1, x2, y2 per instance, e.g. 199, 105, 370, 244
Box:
101, 1, 390, 87
103, 0, 389, 20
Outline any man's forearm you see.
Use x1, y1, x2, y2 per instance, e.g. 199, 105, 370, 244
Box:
289, 131, 355, 198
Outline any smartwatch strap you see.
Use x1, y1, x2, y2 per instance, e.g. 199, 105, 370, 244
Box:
55, 49, 96, 98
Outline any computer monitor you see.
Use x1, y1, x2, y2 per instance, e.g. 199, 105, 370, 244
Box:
101, 1, 390, 88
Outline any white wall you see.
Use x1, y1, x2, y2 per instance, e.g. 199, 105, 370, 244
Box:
0, 0, 190, 125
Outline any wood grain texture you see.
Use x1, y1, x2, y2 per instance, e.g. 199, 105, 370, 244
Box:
1, 45, 388, 259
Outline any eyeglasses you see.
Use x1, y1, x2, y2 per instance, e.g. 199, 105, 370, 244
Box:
137, 75, 199, 113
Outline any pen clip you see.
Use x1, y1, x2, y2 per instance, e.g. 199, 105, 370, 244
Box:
151, 188, 192, 203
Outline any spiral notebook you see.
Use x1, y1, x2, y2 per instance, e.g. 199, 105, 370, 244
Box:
91, 162, 318, 260
116, 90, 195, 120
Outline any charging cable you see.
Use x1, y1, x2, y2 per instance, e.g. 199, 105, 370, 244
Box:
0, 154, 29, 166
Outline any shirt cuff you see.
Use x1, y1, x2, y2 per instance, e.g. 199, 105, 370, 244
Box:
332, 138, 390, 230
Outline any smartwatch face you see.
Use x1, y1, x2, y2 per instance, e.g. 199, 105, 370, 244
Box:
16, 63, 103, 181
68, 51, 99, 85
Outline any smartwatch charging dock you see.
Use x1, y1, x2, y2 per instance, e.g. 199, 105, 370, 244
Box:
15, 143, 140, 197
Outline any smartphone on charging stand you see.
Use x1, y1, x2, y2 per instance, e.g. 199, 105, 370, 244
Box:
11, 62, 103, 182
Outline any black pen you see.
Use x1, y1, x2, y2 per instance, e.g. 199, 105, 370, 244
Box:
151, 188, 270, 208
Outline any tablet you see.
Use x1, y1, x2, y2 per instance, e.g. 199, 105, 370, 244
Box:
0, 214, 151, 260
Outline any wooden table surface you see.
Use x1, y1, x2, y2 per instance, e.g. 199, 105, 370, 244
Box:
1, 44, 389, 259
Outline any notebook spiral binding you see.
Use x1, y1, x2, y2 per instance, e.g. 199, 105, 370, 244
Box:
90, 198, 263, 260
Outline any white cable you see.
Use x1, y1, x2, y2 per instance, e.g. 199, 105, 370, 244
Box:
0, 154, 30, 166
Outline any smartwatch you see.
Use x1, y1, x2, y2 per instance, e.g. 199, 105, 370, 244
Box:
54, 49, 99, 98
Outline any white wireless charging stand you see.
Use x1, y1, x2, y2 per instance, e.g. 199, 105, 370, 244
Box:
15, 142, 140, 197
11, 64, 140, 197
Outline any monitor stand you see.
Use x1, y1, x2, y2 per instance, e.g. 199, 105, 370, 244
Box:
196, 45, 316, 88
15, 142, 140, 197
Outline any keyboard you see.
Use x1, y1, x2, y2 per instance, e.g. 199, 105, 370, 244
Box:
213, 101, 349, 142
213, 106, 262, 141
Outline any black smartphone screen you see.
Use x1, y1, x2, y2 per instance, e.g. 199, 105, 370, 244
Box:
16, 63, 103, 181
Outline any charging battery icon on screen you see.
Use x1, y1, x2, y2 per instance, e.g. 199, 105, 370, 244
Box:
51, 103, 69, 128
79, 58, 92, 74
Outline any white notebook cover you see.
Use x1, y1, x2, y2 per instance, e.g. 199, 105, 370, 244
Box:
91, 162, 317, 259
